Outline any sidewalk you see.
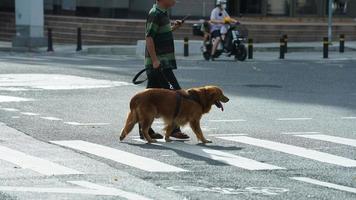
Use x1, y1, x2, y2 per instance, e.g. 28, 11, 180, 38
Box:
1, 40, 356, 56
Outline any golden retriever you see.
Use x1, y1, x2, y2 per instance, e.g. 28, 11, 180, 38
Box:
119, 86, 229, 143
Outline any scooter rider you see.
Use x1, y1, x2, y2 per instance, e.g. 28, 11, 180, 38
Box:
210, 0, 237, 60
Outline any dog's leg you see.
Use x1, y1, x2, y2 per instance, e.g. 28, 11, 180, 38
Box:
119, 111, 137, 141
189, 120, 212, 144
141, 119, 156, 144
164, 123, 175, 142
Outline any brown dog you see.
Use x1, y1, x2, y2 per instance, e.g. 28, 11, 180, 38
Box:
119, 86, 229, 143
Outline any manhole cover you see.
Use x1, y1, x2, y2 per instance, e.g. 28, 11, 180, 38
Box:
243, 84, 282, 88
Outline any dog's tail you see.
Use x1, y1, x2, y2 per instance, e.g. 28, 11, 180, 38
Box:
119, 110, 138, 141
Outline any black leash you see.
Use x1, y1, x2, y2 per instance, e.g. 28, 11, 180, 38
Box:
132, 68, 174, 90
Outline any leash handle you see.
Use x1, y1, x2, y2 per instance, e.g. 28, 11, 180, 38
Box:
132, 68, 148, 85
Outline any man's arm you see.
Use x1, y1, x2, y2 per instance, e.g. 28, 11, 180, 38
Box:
146, 36, 160, 69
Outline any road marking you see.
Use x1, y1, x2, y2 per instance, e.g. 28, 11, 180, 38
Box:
0, 95, 32, 103
20, 112, 40, 116
2, 56, 48, 61
1, 108, 19, 112
341, 117, 356, 120
291, 177, 356, 194
0, 145, 82, 175
0, 87, 29, 91
208, 133, 248, 137
276, 118, 312, 121
0, 74, 131, 90
0, 180, 152, 199
134, 139, 284, 170
209, 119, 247, 122
40, 117, 62, 121
295, 134, 356, 147
11, 116, 20, 119
64, 122, 110, 126
51, 140, 186, 172
281, 132, 320, 135
40, 56, 86, 61
217, 136, 356, 167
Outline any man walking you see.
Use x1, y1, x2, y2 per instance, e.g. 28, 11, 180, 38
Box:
140, 0, 190, 140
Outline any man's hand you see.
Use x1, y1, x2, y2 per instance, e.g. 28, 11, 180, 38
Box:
152, 60, 161, 69
172, 20, 183, 31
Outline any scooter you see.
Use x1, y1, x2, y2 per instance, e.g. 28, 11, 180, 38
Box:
193, 21, 248, 61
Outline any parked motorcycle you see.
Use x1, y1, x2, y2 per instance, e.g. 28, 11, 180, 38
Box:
193, 21, 248, 61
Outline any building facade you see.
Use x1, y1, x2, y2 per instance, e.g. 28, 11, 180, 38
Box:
1, 0, 355, 18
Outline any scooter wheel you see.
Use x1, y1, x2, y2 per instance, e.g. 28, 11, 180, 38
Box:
235, 45, 247, 61
203, 52, 211, 61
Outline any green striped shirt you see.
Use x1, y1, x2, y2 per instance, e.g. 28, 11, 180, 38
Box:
145, 4, 177, 70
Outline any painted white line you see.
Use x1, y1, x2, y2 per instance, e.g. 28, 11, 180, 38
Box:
218, 136, 356, 167
20, 112, 40, 116
209, 119, 247, 122
276, 118, 312, 121
0, 95, 33, 103
0, 145, 82, 175
0, 87, 29, 91
0, 74, 131, 90
208, 133, 248, 137
2, 56, 48, 61
281, 132, 320, 135
134, 139, 284, 170
291, 177, 356, 194
41, 56, 86, 61
0, 181, 153, 199
341, 117, 356, 120
51, 140, 186, 172
1, 108, 19, 112
64, 122, 110, 126
295, 134, 356, 148
40, 117, 62, 121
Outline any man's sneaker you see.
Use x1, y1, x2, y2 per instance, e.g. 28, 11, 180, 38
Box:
171, 128, 190, 140
139, 128, 163, 140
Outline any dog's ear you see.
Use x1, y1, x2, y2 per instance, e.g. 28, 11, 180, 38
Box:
203, 87, 218, 104
187, 89, 200, 101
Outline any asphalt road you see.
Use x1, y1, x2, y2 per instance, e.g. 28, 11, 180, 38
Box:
0, 51, 355, 200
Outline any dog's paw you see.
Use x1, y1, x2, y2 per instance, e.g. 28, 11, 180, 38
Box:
165, 138, 172, 143
147, 139, 157, 144
119, 135, 125, 141
202, 139, 212, 144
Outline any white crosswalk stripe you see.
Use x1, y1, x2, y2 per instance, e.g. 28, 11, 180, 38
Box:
134, 139, 284, 170
217, 136, 356, 167
0, 145, 83, 175
295, 134, 356, 147
291, 177, 356, 194
51, 140, 187, 172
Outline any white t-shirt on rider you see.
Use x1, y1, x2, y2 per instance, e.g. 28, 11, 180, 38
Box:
210, 7, 230, 34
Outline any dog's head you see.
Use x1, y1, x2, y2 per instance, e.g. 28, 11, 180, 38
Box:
187, 86, 229, 113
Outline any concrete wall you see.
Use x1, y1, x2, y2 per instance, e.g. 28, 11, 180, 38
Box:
172, 0, 215, 18
129, 0, 155, 12
76, 0, 129, 8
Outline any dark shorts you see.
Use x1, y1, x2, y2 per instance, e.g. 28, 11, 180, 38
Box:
146, 68, 181, 90
211, 30, 221, 39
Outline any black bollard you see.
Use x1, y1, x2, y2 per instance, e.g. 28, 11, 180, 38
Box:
283, 34, 288, 53
76, 27, 82, 52
184, 37, 189, 57
47, 28, 54, 52
339, 34, 345, 53
248, 38, 253, 59
323, 37, 329, 59
279, 38, 285, 59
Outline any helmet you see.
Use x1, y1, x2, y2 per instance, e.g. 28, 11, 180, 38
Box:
216, 0, 227, 6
